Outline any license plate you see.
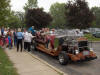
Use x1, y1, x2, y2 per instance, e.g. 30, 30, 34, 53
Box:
83, 51, 89, 56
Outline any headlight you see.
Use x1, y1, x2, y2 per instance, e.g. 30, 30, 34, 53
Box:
75, 50, 79, 54
90, 48, 93, 51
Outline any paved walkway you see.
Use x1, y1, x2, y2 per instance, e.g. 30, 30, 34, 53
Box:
5, 48, 60, 75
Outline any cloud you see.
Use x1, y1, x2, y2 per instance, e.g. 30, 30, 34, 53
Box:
10, 0, 100, 12
10, 0, 27, 12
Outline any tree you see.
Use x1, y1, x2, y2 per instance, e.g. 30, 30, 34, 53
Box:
65, 0, 95, 29
50, 2, 66, 28
25, 8, 52, 29
24, 0, 38, 11
6, 11, 22, 28
0, 0, 11, 27
91, 7, 100, 28
14, 11, 25, 28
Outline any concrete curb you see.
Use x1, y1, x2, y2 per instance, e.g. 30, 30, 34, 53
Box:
89, 41, 100, 43
92, 41, 100, 43
27, 52, 68, 75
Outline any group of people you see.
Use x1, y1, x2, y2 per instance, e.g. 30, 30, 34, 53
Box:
35, 28, 56, 49
0, 27, 13, 49
0, 26, 56, 52
0, 26, 35, 52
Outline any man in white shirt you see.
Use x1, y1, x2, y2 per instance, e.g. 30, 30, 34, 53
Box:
23, 29, 28, 51
27, 31, 35, 52
24, 30, 35, 52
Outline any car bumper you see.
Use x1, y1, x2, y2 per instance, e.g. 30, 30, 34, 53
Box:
77, 56, 97, 62
67, 52, 97, 62
84, 56, 97, 61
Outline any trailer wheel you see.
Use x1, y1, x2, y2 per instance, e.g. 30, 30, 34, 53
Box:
58, 51, 69, 65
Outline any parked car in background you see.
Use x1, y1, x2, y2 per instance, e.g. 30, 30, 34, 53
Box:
82, 29, 90, 34
92, 31, 100, 38
89, 28, 100, 34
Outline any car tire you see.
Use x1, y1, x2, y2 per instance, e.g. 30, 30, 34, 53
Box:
58, 51, 69, 65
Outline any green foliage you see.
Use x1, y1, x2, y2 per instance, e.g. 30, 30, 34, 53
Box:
91, 7, 100, 28
0, 47, 19, 75
84, 34, 100, 41
25, 8, 52, 29
54, 38, 59, 48
24, 0, 38, 11
0, 0, 11, 27
50, 2, 66, 29
0, 0, 23, 28
14, 11, 25, 28
6, 11, 23, 28
65, 0, 95, 29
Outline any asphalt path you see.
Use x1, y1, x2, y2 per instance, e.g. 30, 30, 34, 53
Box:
32, 43, 100, 75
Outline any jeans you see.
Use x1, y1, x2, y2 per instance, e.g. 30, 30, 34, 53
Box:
24, 42, 27, 50
27, 42, 31, 52
17, 39, 23, 52
9, 42, 12, 49
14, 38, 17, 46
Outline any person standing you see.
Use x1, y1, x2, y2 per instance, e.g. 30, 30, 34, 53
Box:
16, 28, 23, 52
27, 31, 35, 52
7, 29, 12, 36
4, 28, 7, 36
7, 29, 13, 48
8, 35, 12, 49
13, 29, 17, 47
1, 27, 4, 36
49, 29, 55, 49
1, 28, 5, 47
23, 29, 28, 51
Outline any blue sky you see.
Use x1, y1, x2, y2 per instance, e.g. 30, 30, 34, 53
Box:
10, 0, 100, 12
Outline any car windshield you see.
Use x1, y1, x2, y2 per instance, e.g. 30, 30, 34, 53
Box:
78, 41, 88, 47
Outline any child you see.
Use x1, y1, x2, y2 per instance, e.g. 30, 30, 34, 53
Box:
8, 35, 12, 49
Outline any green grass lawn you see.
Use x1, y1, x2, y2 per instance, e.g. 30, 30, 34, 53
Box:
0, 47, 19, 75
84, 34, 100, 41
